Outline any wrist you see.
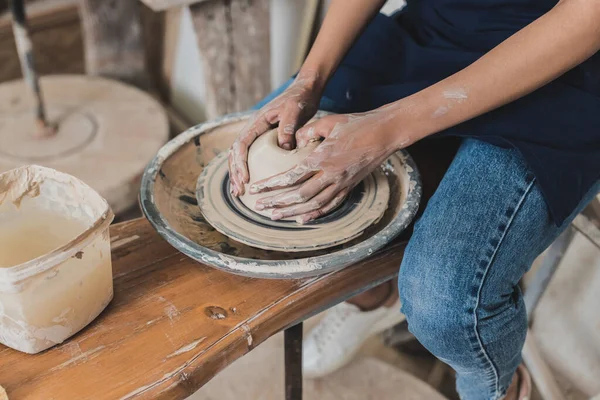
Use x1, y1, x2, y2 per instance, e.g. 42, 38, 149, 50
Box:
369, 103, 424, 151
379, 94, 443, 149
296, 66, 329, 94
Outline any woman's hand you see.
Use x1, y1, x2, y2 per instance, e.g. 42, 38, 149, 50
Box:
249, 109, 413, 224
228, 71, 323, 196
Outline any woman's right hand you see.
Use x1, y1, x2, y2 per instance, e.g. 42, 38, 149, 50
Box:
228, 70, 323, 196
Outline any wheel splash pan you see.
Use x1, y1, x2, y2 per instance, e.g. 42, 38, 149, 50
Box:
140, 111, 422, 279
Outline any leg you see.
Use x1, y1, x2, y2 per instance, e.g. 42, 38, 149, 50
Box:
347, 279, 398, 311
285, 323, 303, 400
398, 139, 598, 400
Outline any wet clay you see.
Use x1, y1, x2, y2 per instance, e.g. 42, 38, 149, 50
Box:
240, 129, 319, 220
0, 210, 88, 268
142, 111, 422, 277
196, 128, 391, 252
0, 165, 114, 354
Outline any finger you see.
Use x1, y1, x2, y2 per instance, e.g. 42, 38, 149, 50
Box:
295, 122, 322, 148
233, 109, 280, 191
295, 188, 350, 224
277, 103, 302, 150
246, 107, 280, 140
227, 151, 241, 196
296, 116, 342, 147
229, 142, 249, 195
255, 172, 329, 210
228, 145, 247, 196
232, 141, 250, 187
269, 184, 339, 220
249, 164, 314, 194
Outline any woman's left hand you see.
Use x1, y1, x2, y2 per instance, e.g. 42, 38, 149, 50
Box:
249, 109, 413, 224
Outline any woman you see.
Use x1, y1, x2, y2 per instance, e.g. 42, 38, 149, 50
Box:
228, 1, 600, 399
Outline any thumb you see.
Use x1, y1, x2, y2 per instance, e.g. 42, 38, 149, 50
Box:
296, 115, 342, 147
277, 103, 304, 150
296, 121, 323, 148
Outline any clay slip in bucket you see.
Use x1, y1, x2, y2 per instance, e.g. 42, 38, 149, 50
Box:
0, 165, 114, 354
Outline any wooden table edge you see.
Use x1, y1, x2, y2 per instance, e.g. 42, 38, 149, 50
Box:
120, 225, 406, 399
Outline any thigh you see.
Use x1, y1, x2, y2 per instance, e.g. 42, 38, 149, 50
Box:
400, 138, 599, 342
397, 139, 562, 391
401, 139, 553, 303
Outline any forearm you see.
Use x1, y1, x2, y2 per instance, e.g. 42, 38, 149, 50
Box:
384, 0, 600, 146
299, 0, 386, 90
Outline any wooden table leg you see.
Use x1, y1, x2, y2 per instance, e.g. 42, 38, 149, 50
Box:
285, 322, 303, 400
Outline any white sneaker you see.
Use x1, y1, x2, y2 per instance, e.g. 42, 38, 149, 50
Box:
303, 300, 405, 378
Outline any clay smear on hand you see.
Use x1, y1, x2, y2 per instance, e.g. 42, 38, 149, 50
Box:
239, 129, 320, 220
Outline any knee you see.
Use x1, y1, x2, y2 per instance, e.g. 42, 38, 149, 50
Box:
398, 248, 469, 352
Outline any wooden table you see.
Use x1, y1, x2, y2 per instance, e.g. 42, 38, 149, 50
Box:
0, 139, 457, 400
0, 217, 404, 399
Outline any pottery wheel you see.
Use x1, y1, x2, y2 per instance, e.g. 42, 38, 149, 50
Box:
140, 112, 421, 279
196, 129, 390, 252
0, 75, 169, 214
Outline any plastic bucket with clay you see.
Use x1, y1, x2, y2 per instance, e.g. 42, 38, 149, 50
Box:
0, 165, 114, 354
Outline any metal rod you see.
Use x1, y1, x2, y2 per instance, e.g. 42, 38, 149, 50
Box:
284, 323, 303, 400
9, 0, 54, 136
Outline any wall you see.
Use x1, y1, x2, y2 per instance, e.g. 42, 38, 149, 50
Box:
170, 6, 206, 123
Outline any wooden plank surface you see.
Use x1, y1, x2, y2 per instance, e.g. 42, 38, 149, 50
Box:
0, 136, 458, 399
79, 0, 149, 88
140, 2, 167, 96
0, 218, 405, 399
229, 0, 270, 112
159, 6, 181, 101
190, 0, 270, 118
0, 0, 164, 93
0, 0, 84, 83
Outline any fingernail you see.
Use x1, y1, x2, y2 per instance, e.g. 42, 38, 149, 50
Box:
282, 143, 292, 150
272, 211, 282, 220
255, 203, 265, 211
250, 184, 260, 193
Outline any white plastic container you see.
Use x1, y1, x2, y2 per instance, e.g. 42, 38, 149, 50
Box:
0, 165, 114, 354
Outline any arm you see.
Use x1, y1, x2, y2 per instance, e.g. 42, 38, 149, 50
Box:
298, 0, 387, 91
253, 0, 600, 222
393, 0, 600, 143
229, 0, 385, 196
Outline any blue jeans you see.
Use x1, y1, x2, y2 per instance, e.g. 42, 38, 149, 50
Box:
255, 81, 600, 399
399, 140, 599, 399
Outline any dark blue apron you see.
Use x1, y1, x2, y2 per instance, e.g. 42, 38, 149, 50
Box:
321, 0, 600, 225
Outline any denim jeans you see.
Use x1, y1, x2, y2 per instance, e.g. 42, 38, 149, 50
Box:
254, 81, 600, 399
398, 140, 599, 399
